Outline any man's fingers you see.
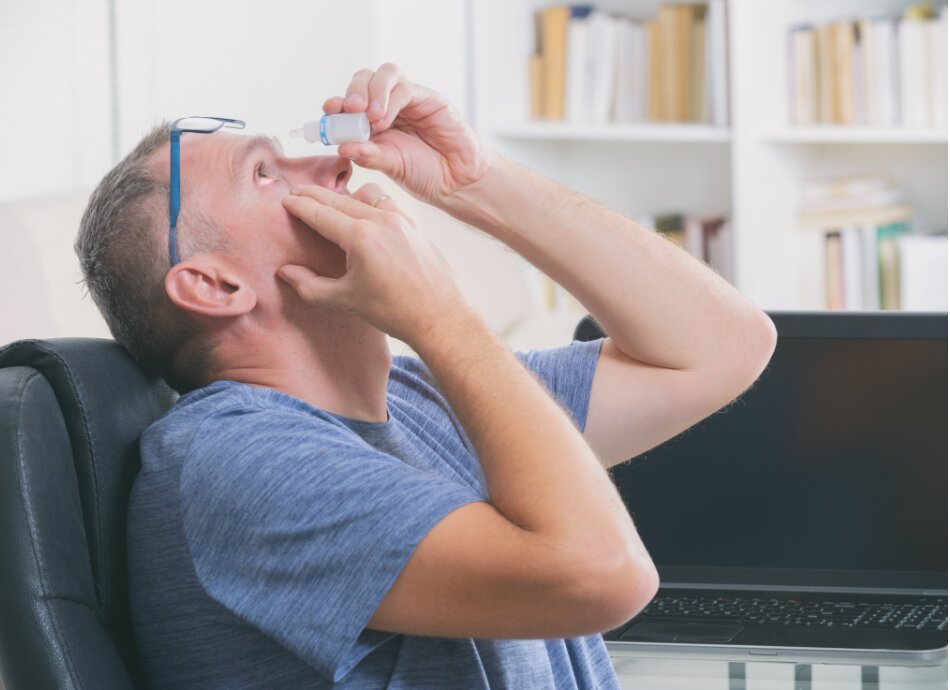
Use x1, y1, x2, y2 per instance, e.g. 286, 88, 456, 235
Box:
336, 139, 403, 180
351, 183, 387, 205
344, 69, 374, 112
281, 194, 365, 247
289, 184, 383, 221
351, 183, 406, 217
375, 81, 414, 132
365, 63, 402, 124
322, 96, 345, 115
277, 264, 347, 306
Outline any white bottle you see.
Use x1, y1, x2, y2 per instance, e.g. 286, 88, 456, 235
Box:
289, 112, 371, 145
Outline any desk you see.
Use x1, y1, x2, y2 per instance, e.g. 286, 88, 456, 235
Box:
609, 652, 948, 689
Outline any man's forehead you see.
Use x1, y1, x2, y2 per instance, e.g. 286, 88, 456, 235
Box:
146, 130, 283, 179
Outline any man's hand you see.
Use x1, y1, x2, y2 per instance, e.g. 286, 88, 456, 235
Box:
277, 182, 472, 346
323, 63, 493, 208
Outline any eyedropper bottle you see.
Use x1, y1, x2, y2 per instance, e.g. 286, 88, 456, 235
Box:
289, 112, 371, 145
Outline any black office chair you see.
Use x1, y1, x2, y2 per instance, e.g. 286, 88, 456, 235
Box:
573, 314, 605, 343
0, 339, 176, 690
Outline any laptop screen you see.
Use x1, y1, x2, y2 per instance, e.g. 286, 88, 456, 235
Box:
607, 312, 948, 590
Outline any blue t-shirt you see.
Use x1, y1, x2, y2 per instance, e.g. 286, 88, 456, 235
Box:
128, 337, 616, 689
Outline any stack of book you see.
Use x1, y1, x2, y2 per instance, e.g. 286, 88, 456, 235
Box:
537, 212, 733, 314
530, 2, 728, 125
788, 3, 948, 127
797, 174, 948, 311
647, 213, 733, 283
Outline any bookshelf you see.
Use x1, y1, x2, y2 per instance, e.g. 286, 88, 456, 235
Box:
466, 0, 948, 346
764, 127, 949, 145
492, 122, 731, 142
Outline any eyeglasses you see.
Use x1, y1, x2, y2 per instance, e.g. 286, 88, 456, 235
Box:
168, 116, 246, 266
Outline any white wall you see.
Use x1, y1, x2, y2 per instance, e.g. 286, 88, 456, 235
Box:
0, 0, 379, 345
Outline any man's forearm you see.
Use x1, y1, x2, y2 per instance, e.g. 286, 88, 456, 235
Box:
409, 307, 656, 585
443, 153, 775, 372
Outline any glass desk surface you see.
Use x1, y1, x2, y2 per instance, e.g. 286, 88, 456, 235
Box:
608, 649, 948, 690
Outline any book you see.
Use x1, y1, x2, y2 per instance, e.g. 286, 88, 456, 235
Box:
656, 4, 693, 122
898, 15, 929, 127
690, 5, 708, 123
840, 226, 864, 309
647, 19, 663, 121
927, 7, 948, 128
878, 221, 912, 309
825, 232, 845, 310
684, 216, 730, 276
833, 21, 857, 124
541, 6, 572, 120
614, 19, 648, 122
706, 0, 729, 126
654, 213, 686, 249
587, 11, 621, 124
799, 173, 905, 213
798, 173, 911, 231
674, 4, 694, 121
817, 23, 837, 123
529, 54, 544, 120
860, 15, 900, 126
857, 222, 879, 308
706, 218, 734, 283
852, 21, 866, 124
565, 13, 591, 122
657, 5, 677, 121
789, 25, 818, 125
798, 204, 913, 231
897, 233, 949, 310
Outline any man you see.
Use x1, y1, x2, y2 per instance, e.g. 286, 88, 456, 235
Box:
76, 64, 776, 689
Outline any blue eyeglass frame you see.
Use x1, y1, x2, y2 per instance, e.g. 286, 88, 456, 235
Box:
168, 116, 246, 266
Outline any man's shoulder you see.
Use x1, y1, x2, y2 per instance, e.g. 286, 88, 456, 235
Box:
143, 380, 363, 469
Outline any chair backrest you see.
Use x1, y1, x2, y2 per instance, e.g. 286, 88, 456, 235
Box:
573, 314, 605, 342
0, 338, 176, 689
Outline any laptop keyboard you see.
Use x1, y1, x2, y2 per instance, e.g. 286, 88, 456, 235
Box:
635, 593, 948, 631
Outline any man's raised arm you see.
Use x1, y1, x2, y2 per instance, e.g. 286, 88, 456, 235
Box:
438, 153, 778, 467
442, 152, 776, 380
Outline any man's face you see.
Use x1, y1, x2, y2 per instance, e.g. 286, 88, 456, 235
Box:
149, 130, 354, 309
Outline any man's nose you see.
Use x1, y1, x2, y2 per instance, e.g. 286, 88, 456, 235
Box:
287, 156, 353, 192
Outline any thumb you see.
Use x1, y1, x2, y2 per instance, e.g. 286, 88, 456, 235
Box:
337, 140, 401, 179
277, 265, 348, 306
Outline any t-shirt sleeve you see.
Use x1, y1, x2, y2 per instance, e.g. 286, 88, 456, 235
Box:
514, 337, 606, 433
179, 405, 484, 683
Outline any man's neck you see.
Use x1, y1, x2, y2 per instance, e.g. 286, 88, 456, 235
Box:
209, 314, 393, 423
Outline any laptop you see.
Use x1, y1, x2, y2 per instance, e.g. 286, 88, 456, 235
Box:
583, 310, 948, 665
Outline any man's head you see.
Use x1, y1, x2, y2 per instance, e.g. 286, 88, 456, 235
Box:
75, 122, 353, 393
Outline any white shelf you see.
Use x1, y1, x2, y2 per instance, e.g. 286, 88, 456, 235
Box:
492, 122, 732, 143
764, 127, 949, 145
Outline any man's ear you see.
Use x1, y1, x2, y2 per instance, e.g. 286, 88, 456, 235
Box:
164, 256, 257, 318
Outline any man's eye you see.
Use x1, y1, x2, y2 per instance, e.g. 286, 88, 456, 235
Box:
255, 161, 278, 186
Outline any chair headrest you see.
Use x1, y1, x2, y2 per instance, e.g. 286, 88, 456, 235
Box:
0, 338, 177, 615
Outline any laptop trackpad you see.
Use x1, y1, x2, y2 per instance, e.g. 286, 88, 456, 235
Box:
620, 620, 746, 643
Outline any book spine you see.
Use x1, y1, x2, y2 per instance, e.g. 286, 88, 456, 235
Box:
825, 232, 845, 310
840, 225, 864, 309
541, 6, 571, 121
834, 22, 857, 124
878, 221, 910, 309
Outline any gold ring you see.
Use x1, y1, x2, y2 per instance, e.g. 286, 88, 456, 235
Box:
370, 194, 394, 208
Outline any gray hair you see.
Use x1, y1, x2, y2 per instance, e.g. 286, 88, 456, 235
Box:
75, 122, 224, 393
